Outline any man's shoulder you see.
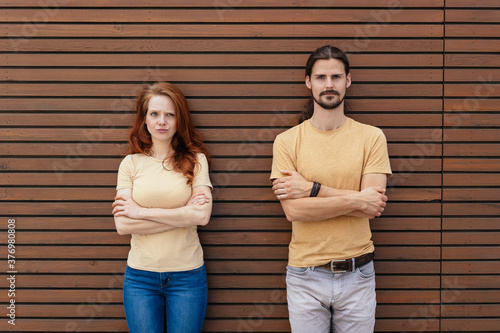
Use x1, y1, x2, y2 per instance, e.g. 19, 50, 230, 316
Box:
349, 118, 385, 137
275, 121, 306, 142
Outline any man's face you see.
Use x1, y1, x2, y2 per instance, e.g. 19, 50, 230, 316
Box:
306, 58, 351, 110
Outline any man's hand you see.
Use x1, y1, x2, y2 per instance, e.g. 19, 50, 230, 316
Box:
354, 186, 388, 219
272, 170, 313, 200
112, 194, 144, 219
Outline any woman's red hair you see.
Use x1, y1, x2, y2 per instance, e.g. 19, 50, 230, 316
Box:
129, 82, 210, 185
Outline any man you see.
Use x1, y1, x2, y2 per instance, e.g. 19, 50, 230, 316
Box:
270, 45, 392, 332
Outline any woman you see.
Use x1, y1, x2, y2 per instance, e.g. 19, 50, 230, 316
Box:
112, 82, 212, 333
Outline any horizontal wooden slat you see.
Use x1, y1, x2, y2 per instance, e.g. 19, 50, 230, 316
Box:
444, 84, 500, 97
444, 98, 500, 113
0, 113, 443, 128
0, 9, 443, 23
442, 262, 500, 274
1, 68, 444, 82
2, 39, 445, 53
0, 128, 442, 142
0, 202, 442, 216
443, 158, 500, 172
446, 9, 500, 22
3, 23, 444, 38
445, 24, 500, 37
442, 231, 500, 244
443, 173, 500, 186
443, 203, 500, 216
445, 39, 500, 52
0, 98, 444, 112
444, 114, 500, 127
3, 53, 442, 67
445, 54, 500, 67
1, 83, 443, 97
445, 68, 500, 82
443, 188, 500, 201
441, 319, 500, 332
442, 246, 500, 259
441, 304, 500, 317
0, 0, 446, 7
446, 0, 500, 7
444, 144, 500, 156
442, 217, 500, 230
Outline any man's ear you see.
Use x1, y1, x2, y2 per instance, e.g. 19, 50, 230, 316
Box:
305, 75, 311, 89
346, 73, 352, 89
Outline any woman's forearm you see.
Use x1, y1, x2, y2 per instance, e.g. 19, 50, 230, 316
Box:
139, 204, 211, 228
114, 216, 176, 235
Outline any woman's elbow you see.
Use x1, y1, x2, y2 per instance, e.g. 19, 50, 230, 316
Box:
114, 217, 130, 235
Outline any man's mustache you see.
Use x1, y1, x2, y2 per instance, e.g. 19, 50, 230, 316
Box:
320, 90, 340, 96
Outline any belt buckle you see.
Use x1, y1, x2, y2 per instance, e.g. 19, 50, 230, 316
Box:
330, 258, 355, 273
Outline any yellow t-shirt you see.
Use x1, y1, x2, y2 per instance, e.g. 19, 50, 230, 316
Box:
116, 153, 212, 272
270, 118, 392, 267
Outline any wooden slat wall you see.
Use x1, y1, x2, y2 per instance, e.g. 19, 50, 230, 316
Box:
442, 1, 500, 332
0, 0, 498, 332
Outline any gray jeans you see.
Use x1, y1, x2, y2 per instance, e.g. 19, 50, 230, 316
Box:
286, 261, 376, 333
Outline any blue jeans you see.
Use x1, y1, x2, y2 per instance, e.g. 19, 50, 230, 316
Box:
286, 261, 376, 333
123, 264, 208, 333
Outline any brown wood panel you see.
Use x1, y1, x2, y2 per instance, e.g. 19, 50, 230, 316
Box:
445, 68, 500, 82
3, 52, 444, 67
1, 39, 445, 53
1, 68, 444, 82
4, 23, 443, 38
443, 203, 500, 216
443, 173, 500, 186
443, 144, 500, 156
445, 39, 500, 52
446, 9, 500, 22
445, 54, 500, 67
1, 0, 446, 7
0, 8, 443, 23
442, 217, 500, 230
0, 97, 443, 112
441, 319, 500, 332
447, 0, 500, 7
441, 304, 500, 317
444, 114, 500, 127
0, 113, 442, 128
443, 188, 500, 201
442, 247, 500, 260
442, 262, 500, 274
444, 98, 500, 112
1, 83, 443, 97
442, 231, 500, 245
446, 24, 500, 37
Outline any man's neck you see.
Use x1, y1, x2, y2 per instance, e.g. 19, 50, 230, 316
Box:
309, 105, 346, 131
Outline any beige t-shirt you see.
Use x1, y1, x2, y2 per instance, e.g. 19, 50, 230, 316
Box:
270, 118, 392, 267
116, 153, 212, 272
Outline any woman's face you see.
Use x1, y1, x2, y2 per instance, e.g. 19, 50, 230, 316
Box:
144, 95, 177, 145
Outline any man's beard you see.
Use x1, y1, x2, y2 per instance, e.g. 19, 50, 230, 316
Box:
312, 90, 345, 110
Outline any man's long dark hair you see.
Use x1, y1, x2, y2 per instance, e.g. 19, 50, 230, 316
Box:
299, 46, 351, 124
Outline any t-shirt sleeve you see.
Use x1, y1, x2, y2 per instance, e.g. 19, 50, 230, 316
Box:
116, 155, 134, 190
193, 153, 213, 190
363, 129, 392, 178
270, 134, 296, 181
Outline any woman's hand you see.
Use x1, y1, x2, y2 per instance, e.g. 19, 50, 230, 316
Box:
187, 192, 211, 206
112, 194, 145, 219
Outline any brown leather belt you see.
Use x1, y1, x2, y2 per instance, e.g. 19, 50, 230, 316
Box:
316, 252, 374, 273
